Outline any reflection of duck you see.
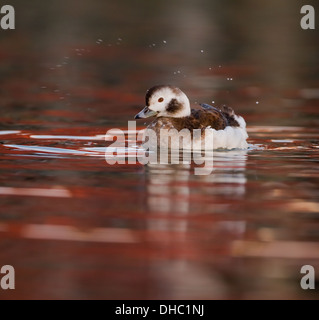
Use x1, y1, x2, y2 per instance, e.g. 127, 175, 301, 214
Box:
135, 85, 248, 150
144, 151, 248, 299
146, 150, 248, 232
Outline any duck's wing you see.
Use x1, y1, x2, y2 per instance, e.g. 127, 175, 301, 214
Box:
201, 104, 228, 127
200, 104, 240, 128
154, 105, 240, 132
190, 107, 227, 130
200, 103, 221, 113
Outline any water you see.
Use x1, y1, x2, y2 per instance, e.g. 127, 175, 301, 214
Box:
1, 0, 319, 299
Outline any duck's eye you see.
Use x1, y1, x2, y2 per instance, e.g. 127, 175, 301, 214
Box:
158, 97, 164, 103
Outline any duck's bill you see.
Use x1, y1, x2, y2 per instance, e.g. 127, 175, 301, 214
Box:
134, 106, 157, 119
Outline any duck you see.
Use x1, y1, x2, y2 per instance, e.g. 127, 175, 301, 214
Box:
134, 85, 248, 150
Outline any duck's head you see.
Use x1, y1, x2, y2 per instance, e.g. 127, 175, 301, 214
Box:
134, 85, 191, 119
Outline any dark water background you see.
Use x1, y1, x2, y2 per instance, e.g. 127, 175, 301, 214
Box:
0, 0, 319, 299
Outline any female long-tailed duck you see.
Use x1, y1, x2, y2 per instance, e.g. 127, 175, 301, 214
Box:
134, 85, 248, 150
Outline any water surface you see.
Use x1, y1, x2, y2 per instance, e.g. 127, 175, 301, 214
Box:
0, 0, 319, 299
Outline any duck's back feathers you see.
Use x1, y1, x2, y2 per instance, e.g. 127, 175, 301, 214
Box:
189, 108, 227, 130
148, 110, 223, 133
148, 104, 241, 133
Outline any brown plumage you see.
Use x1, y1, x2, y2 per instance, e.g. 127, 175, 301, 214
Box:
148, 105, 239, 134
